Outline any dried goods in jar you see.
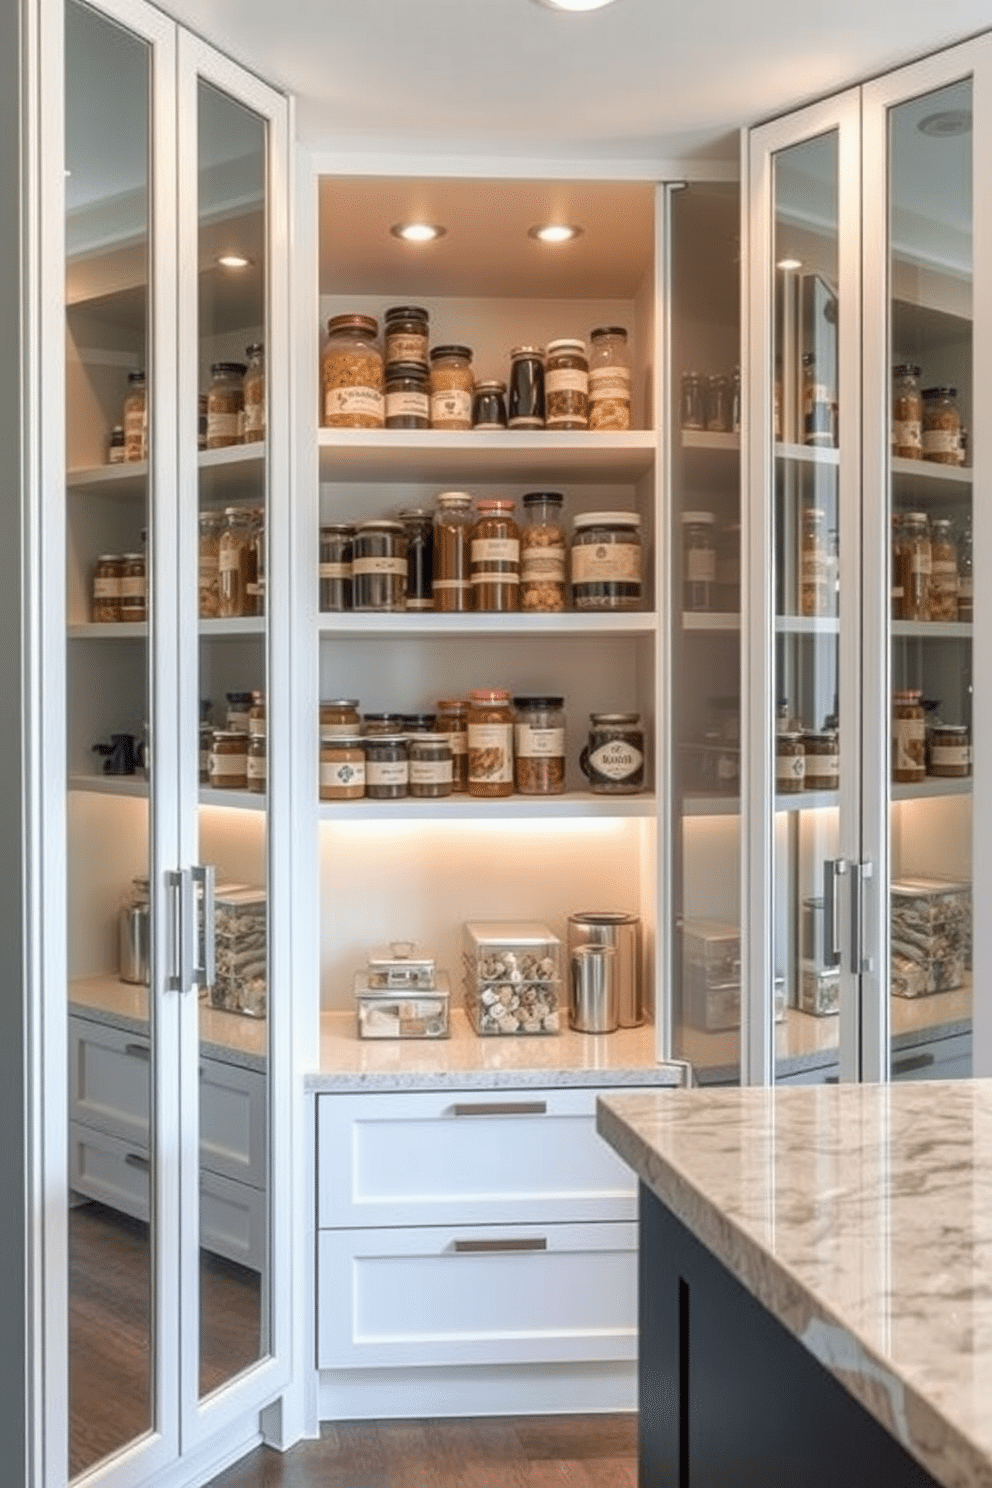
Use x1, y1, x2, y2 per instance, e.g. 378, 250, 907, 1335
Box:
385, 362, 430, 429
242, 344, 265, 443
319, 524, 354, 612
680, 371, 705, 431
803, 730, 839, 791
321, 314, 384, 429
248, 691, 266, 737
899, 512, 931, 622
545, 338, 588, 430
514, 696, 566, 795
958, 521, 974, 621
320, 700, 361, 740
520, 491, 566, 611
928, 518, 959, 622
705, 374, 731, 434
467, 690, 514, 798
225, 691, 253, 734
362, 712, 404, 736
107, 426, 125, 464
401, 714, 436, 734
893, 690, 925, 783
891, 514, 906, 619
320, 737, 365, 800
219, 507, 253, 618
470, 500, 520, 612
776, 732, 805, 794
682, 512, 717, 612
364, 735, 409, 800
928, 723, 970, 779
384, 306, 429, 369
435, 698, 469, 792
123, 372, 147, 463
800, 507, 831, 618
92, 555, 123, 623
571, 512, 642, 611
922, 386, 961, 465
353, 519, 408, 611
892, 364, 922, 460
119, 552, 147, 623
802, 353, 835, 447
408, 734, 453, 798
432, 492, 474, 612
247, 733, 266, 794
580, 713, 644, 794
508, 347, 545, 429
209, 730, 248, 791
207, 362, 246, 449
428, 345, 473, 430
587, 326, 631, 431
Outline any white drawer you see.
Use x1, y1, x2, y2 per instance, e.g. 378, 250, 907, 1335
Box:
317, 1088, 642, 1229
69, 1120, 150, 1222
199, 1058, 267, 1189
69, 1016, 150, 1148
892, 1032, 972, 1082
201, 1170, 266, 1273
317, 1220, 637, 1370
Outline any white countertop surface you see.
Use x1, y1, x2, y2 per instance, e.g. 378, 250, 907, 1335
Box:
598, 1081, 992, 1488
69, 975, 267, 1070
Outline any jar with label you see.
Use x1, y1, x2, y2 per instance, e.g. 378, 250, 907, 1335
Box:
472, 380, 507, 429
209, 730, 248, 791
802, 353, 835, 447
319, 524, 354, 612
514, 696, 566, 795
246, 507, 265, 616
508, 346, 545, 429
893, 690, 926, 783
385, 362, 430, 429
219, 507, 252, 617
588, 327, 631, 431
803, 730, 839, 791
225, 691, 253, 734
248, 691, 266, 739
545, 338, 588, 430
680, 372, 705, 431
435, 698, 469, 792
470, 500, 520, 612
776, 732, 805, 794
705, 375, 732, 434
123, 371, 147, 462
198, 393, 208, 450
682, 512, 717, 612
571, 512, 642, 611
520, 492, 567, 612
428, 345, 473, 430
408, 734, 453, 799
800, 507, 831, 617
362, 712, 404, 736
580, 713, 644, 795
321, 314, 384, 429
247, 733, 266, 794
353, 519, 408, 611
365, 736, 409, 800
928, 518, 959, 622
199, 700, 213, 783
242, 344, 265, 443
432, 492, 474, 613
92, 555, 122, 622
320, 737, 365, 801
467, 690, 514, 798
892, 363, 922, 459
207, 362, 246, 449
107, 425, 125, 464
928, 722, 971, 779
958, 520, 973, 622
922, 386, 961, 465
900, 512, 931, 622
731, 366, 741, 434
402, 714, 436, 734
119, 553, 147, 623
198, 511, 223, 617
384, 306, 429, 370
399, 508, 433, 611
716, 522, 741, 613
320, 700, 361, 741
891, 514, 906, 619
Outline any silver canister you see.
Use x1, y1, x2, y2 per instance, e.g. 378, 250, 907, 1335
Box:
570, 944, 618, 1033
567, 911, 643, 1027
119, 877, 150, 985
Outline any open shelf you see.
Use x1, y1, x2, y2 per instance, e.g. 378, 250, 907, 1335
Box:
891, 456, 971, 501
775, 442, 839, 466
69, 774, 267, 811
892, 619, 972, 639
69, 616, 266, 640
319, 792, 657, 823
319, 611, 657, 639
317, 428, 657, 485
682, 612, 739, 633
67, 442, 266, 503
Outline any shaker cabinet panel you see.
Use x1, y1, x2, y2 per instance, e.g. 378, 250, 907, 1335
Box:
69, 1015, 151, 1149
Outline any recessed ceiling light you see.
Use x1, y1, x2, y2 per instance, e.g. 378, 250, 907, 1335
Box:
390, 222, 447, 243
534, 0, 621, 10
216, 253, 252, 269
528, 223, 583, 244
777, 257, 803, 271
917, 109, 972, 137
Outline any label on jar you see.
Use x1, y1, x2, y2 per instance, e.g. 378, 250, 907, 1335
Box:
589, 367, 632, 397
515, 725, 565, 758
467, 723, 513, 784
932, 560, 957, 581
521, 545, 566, 582
410, 758, 453, 786
430, 390, 472, 425
587, 740, 643, 781
439, 730, 467, 755
200, 553, 219, 578
325, 386, 384, 421
207, 411, 240, 442
227, 709, 250, 733
893, 718, 925, 774
686, 550, 716, 584
471, 538, 519, 565
320, 757, 365, 789
320, 722, 359, 741
931, 744, 970, 767
432, 578, 472, 595
366, 759, 409, 787
248, 716, 266, 738
243, 404, 265, 436
893, 420, 922, 451
385, 390, 429, 419
93, 577, 120, 598
572, 542, 640, 584
108, 446, 126, 465
387, 333, 428, 363
319, 562, 351, 579
119, 575, 146, 598
210, 751, 246, 777
923, 429, 959, 455
776, 754, 805, 784
806, 755, 839, 783
219, 546, 242, 573
353, 556, 407, 577
909, 550, 932, 576
247, 755, 266, 780
545, 369, 588, 395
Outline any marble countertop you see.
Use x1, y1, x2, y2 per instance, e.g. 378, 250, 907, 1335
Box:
307, 1008, 685, 1091
598, 1081, 992, 1488
69, 975, 267, 1071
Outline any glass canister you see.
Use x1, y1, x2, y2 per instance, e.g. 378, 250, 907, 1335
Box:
123, 370, 147, 462
682, 512, 717, 612
436, 698, 469, 792
587, 326, 631, 431
892, 363, 923, 460
321, 314, 384, 429
383, 306, 429, 370
209, 730, 248, 791
352, 519, 408, 611
218, 506, 252, 618
800, 507, 831, 618
928, 723, 971, 779
680, 371, 705, 431
92, 554, 122, 623
319, 523, 354, 612
508, 346, 545, 429
199, 511, 223, 618
958, 519, 974, 622
408, 734, 453, 799
571, 511, 642, 611
242, 343, 265, 443
776, 732, 805, 794
247, 733, 266, 795
432, 492, 474, 613
385, 362, 430, 429
470, 499, 520, 612
225, 690, 253, 734
107, 425, 125, 464
579, 713, 644, 795
893, 689, 926, 783
365, 735, 409, 800
467, 690, 514, 798
362, 712, 405, 736
544, 338, 589, 430
119, 553, 147, 623
207, 362, 247, 449
802, 352, 835, 447
472, 380, 507, 429
922, 386, 962, 465
802, 730, 839, 791
320, 700, 361, 741
399, 508, 433, 611
900, 511, 931, 622
705, 375, 732, 434
520, 491, 567, 612
319, 736, 365, 801
428, 345, 474, 430
929, 518, 959, 622
514, 696, 566, 795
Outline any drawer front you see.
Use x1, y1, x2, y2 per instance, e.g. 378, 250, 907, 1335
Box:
892, 1032, 972, 1083
199, 1058, 267, 1188
317, 1221, 637, 1370
70, 1016, 151, 1147
69, 1120, 150, 1222
201, 1170, 266, 1273
317, 1088, 642, 1229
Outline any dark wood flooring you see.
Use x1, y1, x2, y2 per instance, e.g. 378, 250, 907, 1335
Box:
208, 1415, 638, 1487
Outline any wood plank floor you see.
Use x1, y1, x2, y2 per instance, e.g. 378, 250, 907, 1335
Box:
208, 1415, 638, 1487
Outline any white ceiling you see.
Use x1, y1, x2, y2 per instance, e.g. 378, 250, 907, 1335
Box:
155, 0, 992, 165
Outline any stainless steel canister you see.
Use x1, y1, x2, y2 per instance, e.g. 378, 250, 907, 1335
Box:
567, 911, 643, 1027
569, 944, 618, 1033
119, 877, 150, 985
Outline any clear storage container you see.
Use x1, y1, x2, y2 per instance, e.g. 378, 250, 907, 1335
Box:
462, 921, 562, 1036
366, 941, 436, 989
354, 971, 451, 1040
891, 878, 971, 996
210, 887, 267, 1017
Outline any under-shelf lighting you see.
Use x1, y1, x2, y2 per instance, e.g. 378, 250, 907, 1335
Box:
216, 252, 252, 269
777, 257, 803, 271
529, 223, 583, 244
534, 0, 621, 11
390, 222, 447, 243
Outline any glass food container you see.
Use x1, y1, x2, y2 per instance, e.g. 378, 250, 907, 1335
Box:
682, 511, 717, 612
225, 690, 253, 734
928, 517, 959, 622
571, 511, 642, 610
705, 374, 732, 433
355, 972, 451, 1040
320, 700, 361, 740
428, 345, 474, 430
544, 337, 589, 430
408, 734, 453, 798
364, 735, 409, 799
123, 370, 147, 462
362, 712, 405, 736
206, 361, 246, 449
107, 425, 125, 463
922, 385, 962, 465
508, 346, 545, 429
319, 523, 354, 612
432, 491, 474, 612
900, 511, 931, 621
247, 733, 266, 794
118, 552, 147, 623
472, 379, 507, 429
352, 519, 408, 611
321, 313, 384, 429
92, 554, 123, 623
319, 736, 365, 801
802, 351, 835, 447
800, 506, 831, 618
928, 723, 970, 779
513, 696, 566, 795
209, 730, 248, 791
385, 362, 430, 429
893, 689, 926, 783
467, 689, 514, 798
587, 326, 631, 430
218, 506, 253, 618
680, 371, 705, 431
436, 699, 469, 792
399, 508, 433, 611
383, 305, 429, 369
470, 500, 520, 611
462, 921, 562, 1036
892, 363, 923, 459
802, 729, 839, 791
580, 712, 644, 794
776, 732, 805, 794
366, 942, 436, 989
242, 343, 265, 443
520, 491, 567, 611
400, 713, 436, 734
198, 511, 223, 618
209, 888, 267, 1017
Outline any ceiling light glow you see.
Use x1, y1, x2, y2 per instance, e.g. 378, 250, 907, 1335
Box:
529, 223, 583, 244
917, 109, 972, 137
777, 257, 803, 271
217, 252, 251, 269
390, 222, 446, 243
535, 0, 621, 11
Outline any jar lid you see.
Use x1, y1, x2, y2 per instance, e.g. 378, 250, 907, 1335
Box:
546, 337, 587, 355
435, 491, 473, 507
475, 499, 516, 512
321, 698, 361, 709
321, 735, 365, 747
127, 370, 146, 384
922, 386, 958, 398
590, 712, 641, 724
510, 345, 545, 360
893, 363, 922, 378
893, 689, 922, 700
397, 507, 431, 521
681, 511, 716, 524
363, 734, 408, 746
407, 733, 450, 745
210, 361, 247, 376
213, 730, 248, 742
384, 305, 429, 322
436, 698, 469, 711
470, 689, 512, 702
573, 511, 641, 529
474, 379, 507, 394
199, 509, 223, 526
429, 344, 472, 361
320, 523, 355, 535
591, 326, 628, 340
522, 491, 564, 507
513, 696, 565, 709
904, 511, 929, 523
363, 711, 403, 722
245, 342, 263, 357
386, 360, 429, 378
777, 731, 804, 742
355, 518, 405, 532
226, 690, 253, 702
328, 313, 379, 337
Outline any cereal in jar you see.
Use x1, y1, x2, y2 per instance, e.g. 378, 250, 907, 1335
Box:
587, 327, 631, 431
428, 345, 473, 430
321, 314, 384, 429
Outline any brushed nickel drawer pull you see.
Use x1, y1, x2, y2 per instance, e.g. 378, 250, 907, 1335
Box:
453, 1237, 547, 1254
124, 1153, 150, 1172
124, 1042, 151, 1061
451, 1100, 547, 1118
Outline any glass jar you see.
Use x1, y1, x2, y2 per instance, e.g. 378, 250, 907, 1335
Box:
891, 514, 906, 620
892, 363, 922, 460
207, 362, 246, 449
432, 492, 475, 613
242, 343, 265, 444
435, 698, 469, 792
928, 723, 971, 780
520, 491, 567, 612
199, 700, 213, 784
321, 314, 384, 429
580, 713, 644, 795
107, 425, 125, 464
353, 519, 408, 611
776, 732, 805, 794
248, 691, 266, 738
362, 712, 405, 736
198, 511, 223, 618
472, 380, 507, 429
800, 507, 831, 618
514, 696, 566, 795
900, 512, 931, 622
385, 362, 430, 429
922, 386, 962, 465
803, 730, 839, 791
246, 507, 265, 617
802, 352, 835, 447
588, 326, 631, 431
929, 518, 959, 622
92, 554, 122, 623
408, 734, 453, 799
198, 393, 208, 451
365, 735, 409, 800
219, 506, 252, 618
401, 714, 436, 734
209, 730, 248, 791
383, 305, 429, 369
320, 737, 365, 801
319, 523, 354, 612
320, 700, 361, 741
467, 690, 514, 798
123, 371, 147, 462
119, 552, 146, 623
958, 519, 974, 622
705, 374, 732, 434
893, 690, 926, 783
247, 733, 266, 795
399, 508, 433, 611
680, 371, 705, 431
471, 500, 520, 612
225, 690, 253, 734
428, 345, 474, 430
717, 522, 741, 613
571, 511, 642, 611
731, 366, 741, 434
508, 346, 545, 429
682, 511, 717, 612
544, 338, 588, 430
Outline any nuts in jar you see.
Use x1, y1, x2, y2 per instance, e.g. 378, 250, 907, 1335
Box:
321, 314, 384, 429
435, 698, 469, 792
320, 737, 365, 800
922, 386, 961, 465
580, 713, 644, 794
520, 492, 567, 612
352, 519, 408, 612
470, 500, 520, 612
571, 511, 642, 611
776, 732, 805, 794
92, 554, 123, 623
207, 362, 246, 449
428, 345, 473, 430
587, 326, 631, 431
928, 723, 970, 779
545, 338, 588, 430
892, 690, 925, 783
408, 734, 453, 799
209, 730, 248, 791
364, 735, 409, 800
514, 696, 566, 795
467, 689, 514, 798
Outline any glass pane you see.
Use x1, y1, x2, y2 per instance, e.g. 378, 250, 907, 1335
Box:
772, 133, 842, 1081
887, 81, 972, 1081
65, 0, 154, 1475
670, 183, 742, 1086
196, 79, 268, 1396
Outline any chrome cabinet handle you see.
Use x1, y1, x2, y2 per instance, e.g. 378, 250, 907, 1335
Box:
822, 858, 849, 969
192, 863, 216, 989
166, 869, 195, 992
451, 1101, 547, 1118
851, 860, 874, 975
124, 1042, 150, 1061
124, 1152, 150, 1172
453, 1237, 547, 1254
892, 1052, 934, 1077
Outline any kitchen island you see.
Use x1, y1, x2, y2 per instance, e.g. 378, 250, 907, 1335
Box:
598, 1082, 992, 1488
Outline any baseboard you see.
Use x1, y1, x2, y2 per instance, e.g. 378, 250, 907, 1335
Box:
318, 1362, 637, 1421
138, 1416, 263, 1488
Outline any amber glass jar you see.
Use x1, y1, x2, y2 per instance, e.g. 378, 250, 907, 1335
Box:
320, 738, 365, 801
471, 500, 520, 612
242, 344, 265, 443
929, 518, 959, 622
383, 306, 429, 369
588, 327, 631, 431
892, 364, 922, 459
429, 345, 473, 430
893, 690, 926, 783
119, 553, 147, 623
320, 700, 361, 741
207, 362, 246, 449
922, 386, 962, 465
467, 690, 514, 798
321, 314, 384, 429
433, 492, 474, 613
545, 338, 588, 430
900, 512, 931, 622
436, 698, 469, 792
209, 730, 248, 791
123, 371, 147, 462
219, 507, 253, 618
776, 732, 805, 794
92, 555, 123, 623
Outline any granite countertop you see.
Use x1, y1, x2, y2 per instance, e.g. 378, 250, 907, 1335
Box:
69, 975, 267, 1071
307, 1008, 685, 1091
598, 1081, 992, 1488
